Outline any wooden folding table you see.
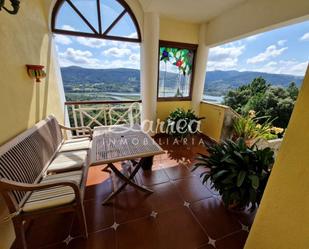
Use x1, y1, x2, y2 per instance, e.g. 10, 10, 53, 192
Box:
90, 125, 164, 205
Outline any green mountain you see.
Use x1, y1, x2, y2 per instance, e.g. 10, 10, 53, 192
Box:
204, 70, 303, 96
61, 66, 303, 96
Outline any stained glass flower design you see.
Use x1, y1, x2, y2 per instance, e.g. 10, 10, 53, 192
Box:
159, 45, 195, 98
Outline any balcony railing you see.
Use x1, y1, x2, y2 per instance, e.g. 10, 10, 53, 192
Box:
65, 100, 142, 136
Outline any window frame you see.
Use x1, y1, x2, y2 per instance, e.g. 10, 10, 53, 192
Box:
51, 0, 141, 43
157, 40, 198, 102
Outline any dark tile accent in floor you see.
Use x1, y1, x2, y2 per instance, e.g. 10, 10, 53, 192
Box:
155, 207, 208, 249
190, 198, 242, 239
163, 163, 194, 180
215, 231, 249, 249
147, 181, 183, 212
173, 176, 214, 203
113, 190, 153, 224
83, 199, 114, 233
116, 216, 160, 249
67, 228, 116, 249
20, 134, 253, 249
138, 167, 170, 186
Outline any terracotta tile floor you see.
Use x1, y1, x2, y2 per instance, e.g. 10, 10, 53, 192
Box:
19, 134, 256, 249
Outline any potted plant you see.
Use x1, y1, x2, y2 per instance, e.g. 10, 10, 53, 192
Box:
232, 112, 276, 146
165, 108, 204, 138
194, 138, 274, 211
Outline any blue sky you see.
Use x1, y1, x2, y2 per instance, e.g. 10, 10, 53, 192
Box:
55, 4, 309, 77
207, 20, 309, 76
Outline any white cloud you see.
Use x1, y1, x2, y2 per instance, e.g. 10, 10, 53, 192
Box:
245, 34, 262, 41
101, 57, 140, 69
58, 48, 100, 67
57, 47, 140, 69
76, 37, 107, 48
129, 53, 139, 62
54, 34, 141, 69
103, 47, 132, 58
250, 60, 308, 76
54, 35, 72, 45
299, 32, 309, 41
247, 45, 288, 64
110, 40, 140, 50
128, 32, 138, 38
74, 36, 140, 51
277, 40, 287, 46
207, 44, 245, 70
61, 25, 75, 31
63, 48, 92, 58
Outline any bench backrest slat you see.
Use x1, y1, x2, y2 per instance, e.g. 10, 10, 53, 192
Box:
0, 115, 63, 204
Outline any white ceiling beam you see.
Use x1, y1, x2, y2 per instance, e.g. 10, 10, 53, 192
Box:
204, 0, 309, 47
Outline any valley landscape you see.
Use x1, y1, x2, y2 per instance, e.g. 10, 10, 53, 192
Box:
61, 66, 303, 103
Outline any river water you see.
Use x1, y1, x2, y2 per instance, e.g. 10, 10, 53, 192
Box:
102, 92, 224, 104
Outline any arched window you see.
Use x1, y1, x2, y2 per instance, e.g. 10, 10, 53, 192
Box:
52, 0, 141, 43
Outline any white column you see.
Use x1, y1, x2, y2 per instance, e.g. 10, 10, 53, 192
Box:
140, 12, 160, 132
191, 23, 209, 114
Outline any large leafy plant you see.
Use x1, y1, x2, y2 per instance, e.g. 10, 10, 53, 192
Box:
194, 138, 274, 210
233, 113, 277, 141
165, 108, 203, 138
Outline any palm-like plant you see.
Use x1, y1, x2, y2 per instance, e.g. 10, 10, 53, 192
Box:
233, 114, 275, 141
194, 138, 274, 210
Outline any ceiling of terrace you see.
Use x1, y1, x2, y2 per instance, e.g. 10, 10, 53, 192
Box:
138, 0, 248, 23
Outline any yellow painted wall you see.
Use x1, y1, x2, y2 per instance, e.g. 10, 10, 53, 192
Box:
157, 17, 199, 125
156, 100, 228, 142
199, 101, 227, 141
245, 66, 309, 249
0, 2, 64, 145
159, 16, 199, 44
0, 1, 64, 248
156, 101, 191, 122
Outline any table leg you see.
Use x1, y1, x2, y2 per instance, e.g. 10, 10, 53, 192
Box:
102, 162, 153, 205
140, 156, 154, 170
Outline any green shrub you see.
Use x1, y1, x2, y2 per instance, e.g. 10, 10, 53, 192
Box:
165, 108, 203, 138
194, 138, 274, 210
223, 77, 298, 128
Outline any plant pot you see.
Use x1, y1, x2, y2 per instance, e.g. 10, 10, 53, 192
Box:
227, 202, 245, 212
140, 156, 154, 171
245, 139, 256, 147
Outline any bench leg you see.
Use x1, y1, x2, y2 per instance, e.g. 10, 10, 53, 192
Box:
76, 203, 88, 239
13, 218, 27, 249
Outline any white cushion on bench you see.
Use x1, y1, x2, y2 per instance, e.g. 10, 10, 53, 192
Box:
59, 137, 91, 152
47, 150, 87, 173
23, 171, 83, 212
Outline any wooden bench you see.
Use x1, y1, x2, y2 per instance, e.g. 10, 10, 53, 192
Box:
0, 115, 92, 249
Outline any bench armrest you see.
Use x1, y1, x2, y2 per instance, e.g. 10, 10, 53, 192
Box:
59, 124, 93, 140
0, 178, 82, 202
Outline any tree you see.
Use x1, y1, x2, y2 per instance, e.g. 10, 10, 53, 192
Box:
287, 82, 299, 101
223, 77, 299, 128
223, 88, 251, 113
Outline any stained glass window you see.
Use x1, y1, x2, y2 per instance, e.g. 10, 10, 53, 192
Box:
158, 41, 197, 100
